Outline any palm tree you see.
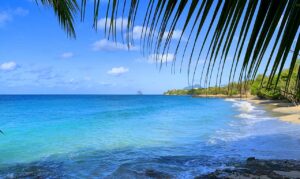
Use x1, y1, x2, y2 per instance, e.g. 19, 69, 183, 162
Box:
37, 0, 300, 99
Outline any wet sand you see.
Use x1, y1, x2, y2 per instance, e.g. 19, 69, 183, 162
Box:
195, 94, 300, 124
247, 98, 300, 124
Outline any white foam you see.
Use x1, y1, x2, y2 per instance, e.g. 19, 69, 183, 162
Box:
209, 99, 299, 145
232, 101, 270, 123
208, 130, 252, 143
224, 98, 236, 102
232, 101, 255, 113
236, 113, 256, 119
208, 99, 275, 143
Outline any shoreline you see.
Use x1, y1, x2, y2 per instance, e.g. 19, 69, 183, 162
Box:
1, 95, 299, 178
245, 98, 300, 124
194, 95, 300, 177
2, 157, 300, 178
192, 94, 300, 124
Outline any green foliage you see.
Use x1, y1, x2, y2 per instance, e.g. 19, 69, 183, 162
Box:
165, 60, 300, 103
40, 1, 300, 97
164, 82, 248, 96
255, 88, 282, 100
164, 89, 189, 95
250, 60, 300, 102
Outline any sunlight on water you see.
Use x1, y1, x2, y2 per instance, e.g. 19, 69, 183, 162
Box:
0, 95, 299, 178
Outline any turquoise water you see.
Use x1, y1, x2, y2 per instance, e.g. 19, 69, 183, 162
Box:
0, 95, 300, 178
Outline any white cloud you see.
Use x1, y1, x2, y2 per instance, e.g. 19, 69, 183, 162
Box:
61, 52, 74, 59
0, 12, 12, 25
131, 26, 149, 39
163, 30, 182, 40
107, 66, 129, 76
147, 53, 175, 64
13, 7, 29, 16
129, 26, 182, 40
97, 17, 128, 31
0, 7, 28, 26
0, 61, 17, 71
92, 39, 138, 51
172, 30, 182, 39
96, 17, 183, 41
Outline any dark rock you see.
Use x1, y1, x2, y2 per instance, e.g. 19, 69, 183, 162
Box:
246, 157, 256, 162
196, 159, 300, 179
144, 169, 172, 178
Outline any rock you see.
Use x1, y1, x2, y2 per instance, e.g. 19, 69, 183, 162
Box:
144, 169, 171, 178
274, 170, 300, 178
197, 159, 300, 178
246, 157, 256, 162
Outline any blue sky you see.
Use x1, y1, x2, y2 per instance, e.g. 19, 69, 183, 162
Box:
0, 1, 296, 94
0, 0, 192, 94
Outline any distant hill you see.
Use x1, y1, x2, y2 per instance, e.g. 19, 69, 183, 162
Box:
164, 60, 300, 103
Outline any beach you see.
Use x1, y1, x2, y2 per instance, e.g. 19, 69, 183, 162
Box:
196, 96, 300, 178
1, 95, 300, 178
246, 98, 300, 124
194, 94, 300, 124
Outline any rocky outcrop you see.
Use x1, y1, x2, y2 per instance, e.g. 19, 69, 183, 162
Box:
197, 158, 300, 179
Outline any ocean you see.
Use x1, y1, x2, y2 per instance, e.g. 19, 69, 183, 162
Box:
0, 95, 299, 178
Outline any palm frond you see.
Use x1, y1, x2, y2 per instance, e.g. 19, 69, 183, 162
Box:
39, 0, 300, 99
37, 0, 79, 38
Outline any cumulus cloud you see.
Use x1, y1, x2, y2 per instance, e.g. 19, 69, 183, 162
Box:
107, 66, 129, 76
97, 17, 128, 31
14, 7, 29, 16
61, 52, 74, 59
92, 39, 138, 51
163, 30, 182, 40
0, 7, 28, 26
96, 17, 183, 42
0, 61, 17, 71
131, 26, 148, 39
147, 53, 175, 64
128, 26, 182, 41
0, 12, 12, 25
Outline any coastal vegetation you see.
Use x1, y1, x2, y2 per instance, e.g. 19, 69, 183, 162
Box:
38, 0, 300, 97
1, 1, 300, 177
165, 60, 300, 103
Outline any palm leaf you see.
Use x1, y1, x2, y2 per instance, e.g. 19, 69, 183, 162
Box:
37, 0, 79, 38
39, 0, 300, 100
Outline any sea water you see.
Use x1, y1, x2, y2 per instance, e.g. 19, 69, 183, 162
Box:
0, 95, 299, 178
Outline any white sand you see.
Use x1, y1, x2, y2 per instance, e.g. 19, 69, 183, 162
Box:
247, 98, 300, 124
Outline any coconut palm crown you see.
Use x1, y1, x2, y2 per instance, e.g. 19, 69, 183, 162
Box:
37, 0, 300, 99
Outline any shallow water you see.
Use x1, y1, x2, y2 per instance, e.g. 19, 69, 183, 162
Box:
0, 95, 299, 178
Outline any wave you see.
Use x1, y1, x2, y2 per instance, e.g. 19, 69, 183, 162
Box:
236, 113, 256, 119
224, 98, 236, 102
225, 99, 266, 119
232, 101, 255, 113
209, 99, 277, 143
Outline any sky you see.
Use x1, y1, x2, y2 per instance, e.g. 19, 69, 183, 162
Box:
0, 1, 296, 94
0, 0, 192, 94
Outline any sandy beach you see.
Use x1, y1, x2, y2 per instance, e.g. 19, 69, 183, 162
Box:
246, 98, 300, 124
194, 94, 300, 124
